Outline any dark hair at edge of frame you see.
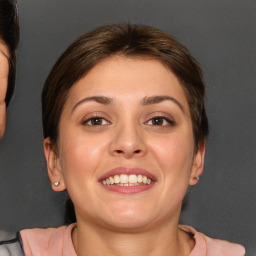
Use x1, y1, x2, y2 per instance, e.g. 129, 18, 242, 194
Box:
65, 197, 76, 224
0, 0, 20, 107
42, 23, 209, 151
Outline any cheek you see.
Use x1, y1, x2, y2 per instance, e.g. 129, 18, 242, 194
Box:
58, 128, 108, 184
150, 131, 195, 179
144, 132, 195, 216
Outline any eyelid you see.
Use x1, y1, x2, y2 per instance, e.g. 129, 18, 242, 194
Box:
81, 112, 112, 125
84, 117, 110, 126
146, 117, 175, 126
145, 112, 175, 121
144, 112, 176, 126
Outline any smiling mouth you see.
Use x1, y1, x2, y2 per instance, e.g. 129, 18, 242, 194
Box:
101, 174, 153, 186
99, 167, 156, 193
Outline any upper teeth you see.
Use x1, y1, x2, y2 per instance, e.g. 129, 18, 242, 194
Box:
102, 174, 152, 185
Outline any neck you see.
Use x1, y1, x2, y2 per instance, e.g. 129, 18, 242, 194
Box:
72, 215, 194, 256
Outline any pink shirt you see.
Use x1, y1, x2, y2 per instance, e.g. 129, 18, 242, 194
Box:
20, 224, 245, 256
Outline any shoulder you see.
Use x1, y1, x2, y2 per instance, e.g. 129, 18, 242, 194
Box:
179, 225, 246, 256
202, 234, 246, 256
0, 230, 24, 256
20, 224, 77, 256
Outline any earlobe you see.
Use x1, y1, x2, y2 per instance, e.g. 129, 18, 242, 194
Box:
43, 137, 66, 191
189, 143, 206, 185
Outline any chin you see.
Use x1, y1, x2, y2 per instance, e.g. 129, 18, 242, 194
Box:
106, 218, 153, 232
100, 207, 157, 231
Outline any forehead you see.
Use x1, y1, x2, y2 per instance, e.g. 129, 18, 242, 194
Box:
70, 56, 186, 98
63, 56, 191, 116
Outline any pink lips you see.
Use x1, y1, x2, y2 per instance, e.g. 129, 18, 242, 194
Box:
98, 167, 157, 194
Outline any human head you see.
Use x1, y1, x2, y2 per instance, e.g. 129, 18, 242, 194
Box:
42, 23, 208, 152
0, 0, 19, 138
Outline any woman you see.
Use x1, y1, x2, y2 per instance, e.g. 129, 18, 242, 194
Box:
0, 24, 245, 255
0, 0, 19, 139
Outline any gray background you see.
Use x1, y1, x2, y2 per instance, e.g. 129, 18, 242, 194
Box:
0, 0, 255, 255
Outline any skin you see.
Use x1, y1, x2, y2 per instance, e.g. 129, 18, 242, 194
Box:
0, 41, 9, 139
44, 56, 205, 256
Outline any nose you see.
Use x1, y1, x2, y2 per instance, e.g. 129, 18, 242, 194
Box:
109, 123, 147, 159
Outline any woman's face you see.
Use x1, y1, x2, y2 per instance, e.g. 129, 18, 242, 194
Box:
0, 41, 9, 139
45, 56, 204, 231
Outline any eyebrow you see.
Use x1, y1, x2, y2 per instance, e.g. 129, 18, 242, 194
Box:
141, 96, 184, 112
72, 96, 113, 113
72, 95, 184, 113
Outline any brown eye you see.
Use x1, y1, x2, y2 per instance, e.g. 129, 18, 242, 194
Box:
152, 117, 164, 125
83, 117, 109, 126
91, 118, 103, 125
146, 117, 175, 126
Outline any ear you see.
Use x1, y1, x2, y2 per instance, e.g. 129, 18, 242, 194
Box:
43, 137, 66, 191
189, 142, 206, 185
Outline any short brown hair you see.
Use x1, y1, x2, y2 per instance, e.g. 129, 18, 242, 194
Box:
42, 23, 209, 150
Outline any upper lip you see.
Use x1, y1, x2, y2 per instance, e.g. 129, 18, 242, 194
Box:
98, 167, 157, 182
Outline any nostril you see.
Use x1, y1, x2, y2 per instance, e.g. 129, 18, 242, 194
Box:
114, 149, 141, 155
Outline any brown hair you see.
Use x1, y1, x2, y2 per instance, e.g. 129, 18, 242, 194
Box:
0, 0, 19, 107
42, 23, 208, 150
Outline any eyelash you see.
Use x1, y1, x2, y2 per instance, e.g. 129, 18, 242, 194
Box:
145, 116, 175, 127
82, 116, 110, 126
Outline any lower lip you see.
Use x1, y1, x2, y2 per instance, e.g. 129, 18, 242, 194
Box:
100, 183, 155, 194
